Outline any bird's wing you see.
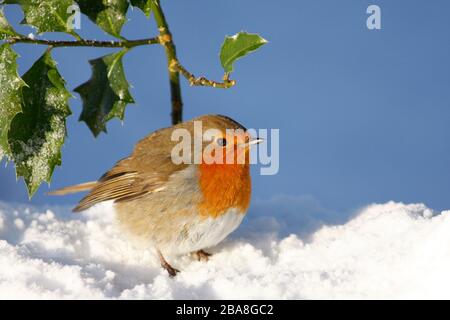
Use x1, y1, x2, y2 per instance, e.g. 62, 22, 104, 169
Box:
73, 154, 188, 212
73, 128, 190, 212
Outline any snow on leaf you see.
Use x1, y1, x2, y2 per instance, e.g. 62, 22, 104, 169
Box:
8, 50, 72, 197
0, 43, 26, 161
130, 0, 152, 16
74, 50, 134, 137
3, 0, 75, 33
220, 31, 268, 73
0, 8, 19, 39
75, 0, 129, 38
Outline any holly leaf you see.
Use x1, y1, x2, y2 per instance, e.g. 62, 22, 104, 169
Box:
220, 31, 268, 74
75, 0, 129, 38
0, 8, 19, 39
3, 0, 76, 33
130, 0, 152, 16
74, 50, 134, 137
0, 43, 26, 161
8, 50, 72, 197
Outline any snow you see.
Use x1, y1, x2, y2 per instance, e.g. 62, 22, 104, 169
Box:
0, 199, 450, 299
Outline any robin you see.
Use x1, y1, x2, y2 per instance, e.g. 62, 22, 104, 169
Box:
49, 114, 262, 276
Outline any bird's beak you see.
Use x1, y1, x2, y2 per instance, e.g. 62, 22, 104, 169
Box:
239, 137, 264, 148
248, 137, 264, 146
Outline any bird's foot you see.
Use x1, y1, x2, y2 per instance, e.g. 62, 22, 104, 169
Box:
162, 261, 180, 277
158, 250, 180, 277
195, 249, 212, 262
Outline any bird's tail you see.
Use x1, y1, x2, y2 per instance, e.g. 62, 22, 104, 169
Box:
47, 181, 97, 196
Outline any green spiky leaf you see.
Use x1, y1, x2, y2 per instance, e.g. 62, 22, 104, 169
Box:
220, 31, 267, 73
3, 0, 76, 33
0, 43, 26, 161
7, 50, 72, 197
0, 8, 19, 39
75, 0, 129, 38
130, 0, 152, 16
74, 50, 134, 137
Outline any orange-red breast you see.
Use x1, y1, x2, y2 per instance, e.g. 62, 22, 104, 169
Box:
49, 114, 262, 276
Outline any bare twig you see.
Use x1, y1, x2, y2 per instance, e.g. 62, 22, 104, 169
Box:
6, 36, 160, 48
171, 60, 236, 89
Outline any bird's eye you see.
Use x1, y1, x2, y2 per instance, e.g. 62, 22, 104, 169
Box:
216, 137, 227, 147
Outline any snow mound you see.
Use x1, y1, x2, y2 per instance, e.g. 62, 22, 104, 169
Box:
0, 200, 449, 299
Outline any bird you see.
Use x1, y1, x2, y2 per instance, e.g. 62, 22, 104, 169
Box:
49, 114, 262, 276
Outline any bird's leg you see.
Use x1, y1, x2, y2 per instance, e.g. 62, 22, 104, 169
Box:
195, 249, 212, 261
157, 250, 179, 277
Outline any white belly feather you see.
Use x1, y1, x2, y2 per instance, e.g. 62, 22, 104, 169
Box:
172, 208, 245, 255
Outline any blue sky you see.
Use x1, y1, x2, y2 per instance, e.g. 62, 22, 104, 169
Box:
1, 0, 450, 214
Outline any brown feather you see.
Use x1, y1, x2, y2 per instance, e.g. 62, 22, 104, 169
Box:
47, 181, 97, 195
